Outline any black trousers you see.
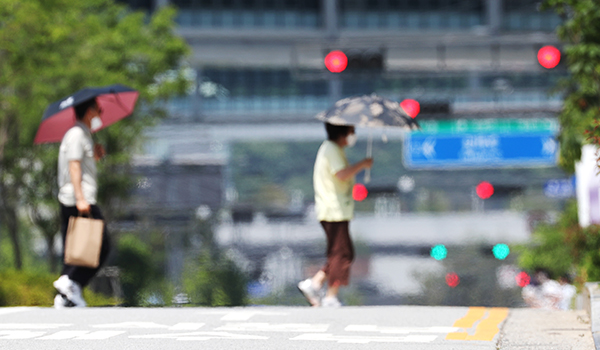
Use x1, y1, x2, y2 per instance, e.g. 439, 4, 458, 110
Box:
60, 204, 111, 288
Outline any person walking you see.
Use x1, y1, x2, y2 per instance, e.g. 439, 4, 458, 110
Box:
297, 123, 373, 307
53, 98, 111, 308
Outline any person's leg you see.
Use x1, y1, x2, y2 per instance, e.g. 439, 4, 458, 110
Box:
324, 221, 354, 298
59, 204, 79, 278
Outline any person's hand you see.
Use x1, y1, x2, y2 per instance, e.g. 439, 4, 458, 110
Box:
362, 158, 374, 169
76, 199, 91, 215
94, 144, 105, 161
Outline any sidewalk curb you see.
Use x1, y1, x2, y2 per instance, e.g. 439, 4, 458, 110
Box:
585, 282, 600, 350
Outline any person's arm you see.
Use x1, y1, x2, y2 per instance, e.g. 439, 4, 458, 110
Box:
69, 160, 90, 214
335, 158, 373, 182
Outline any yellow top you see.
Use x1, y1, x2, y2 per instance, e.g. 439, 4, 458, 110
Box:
313, 140, 354, 222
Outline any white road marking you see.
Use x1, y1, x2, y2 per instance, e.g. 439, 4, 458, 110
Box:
345, 325, 459, 334
0, 324, 71, 329
38, 331, 125, 340
0, 331, 46, 339
216, 323, 329, 332
291, 333, 438, 344
93, 322, 169, 329
197, 310, 288, 321
38, 331, 90, 340
76, 331, 126, 340
130, 331, 269, 341
0, 307, 35, 316
169, 323, 205, 331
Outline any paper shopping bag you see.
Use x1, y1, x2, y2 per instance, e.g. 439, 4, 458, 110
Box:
64, 215, 104, 268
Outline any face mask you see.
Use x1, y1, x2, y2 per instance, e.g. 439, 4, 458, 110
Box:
346, 133, 357, 148
91, 116, 103, 131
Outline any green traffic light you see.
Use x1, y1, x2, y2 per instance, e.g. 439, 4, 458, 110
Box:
492, 243, 510, 260
430, 244, 447, 260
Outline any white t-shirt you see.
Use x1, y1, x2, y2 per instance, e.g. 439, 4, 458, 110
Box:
313, 140, 354, 222
58, 122, 97, 206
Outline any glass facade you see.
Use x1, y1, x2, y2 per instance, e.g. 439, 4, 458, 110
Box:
173, 0, 320, 28
339, 0, 484, 30
164, 68, 565, 119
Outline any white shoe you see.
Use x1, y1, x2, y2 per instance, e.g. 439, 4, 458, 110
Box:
321, 296, 342, 308
53, 275, 87, 307
297, 279, 321, 306
53, 294, 75, 309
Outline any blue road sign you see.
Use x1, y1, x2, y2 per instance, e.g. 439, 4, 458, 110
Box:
404, 132, 557, 169
544, 177, 576, 198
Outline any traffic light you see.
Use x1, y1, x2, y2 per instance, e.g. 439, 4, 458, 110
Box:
324, 49, 385, 73
476, 181, 494, 199
324, 50, 348, 73
400, 99, 420, 118
516, 271, 531, 287
446, 272, 460, 288
537, 45, 561, 69
352, 183, 368, 201
492, 243, 510, 260
430, 244, 448, 260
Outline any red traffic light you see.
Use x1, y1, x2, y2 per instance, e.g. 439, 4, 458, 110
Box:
400, 99, 420, 118
353, 183, 368, 201
324, 50, 348, 73
516, 271, 531, 288
537, 46, 561, 69
476, 181, 494, 199
446, 272, 460, 288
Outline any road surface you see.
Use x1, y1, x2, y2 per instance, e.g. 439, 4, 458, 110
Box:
0, 305, 593, 349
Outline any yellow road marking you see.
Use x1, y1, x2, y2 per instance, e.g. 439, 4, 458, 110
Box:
446, 307, 509, 341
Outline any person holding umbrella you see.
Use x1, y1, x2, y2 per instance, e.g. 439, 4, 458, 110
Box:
297, 123, 373, 307
35, 85, 139, 308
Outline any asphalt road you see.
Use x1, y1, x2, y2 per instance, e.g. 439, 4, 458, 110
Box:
0, 306, 594, 350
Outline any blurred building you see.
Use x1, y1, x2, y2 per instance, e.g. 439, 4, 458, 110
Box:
117, 0, 570, 302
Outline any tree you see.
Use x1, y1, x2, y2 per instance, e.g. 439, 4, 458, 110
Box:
541, 0, 600, 171
0, 0, 192, 269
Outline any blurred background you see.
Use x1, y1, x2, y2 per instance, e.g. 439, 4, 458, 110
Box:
120, 0, 568, 307
0, 0, 583, 308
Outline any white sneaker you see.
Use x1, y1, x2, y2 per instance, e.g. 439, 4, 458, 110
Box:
297, 279, 321, 306
53, 294, 75, 309
321, 296, 342, 308
53, 275, 87, 307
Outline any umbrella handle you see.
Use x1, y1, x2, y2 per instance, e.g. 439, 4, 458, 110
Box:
364, 131, 373, 184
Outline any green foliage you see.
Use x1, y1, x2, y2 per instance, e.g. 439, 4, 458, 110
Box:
0, 269, 118, 306
515, 200, 600, 284
115, 234, 154, 306
0, 0, 191, 269
540, 0, 600, 171
182, 251, 248, 307
514, 201, 578, 278
182, 218, 248, 307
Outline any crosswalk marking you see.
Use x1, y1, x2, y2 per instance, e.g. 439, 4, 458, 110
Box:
197, 310, 288, 321
94, 322, 169, 329
169, 323, 205, 331
0, 331, 46, 339
0, 308, 34, 316
216, 323, 329, 332
291, 333, 438, 344
38, 331, 125, 340
130, 331, 269, 341
345, 325, 459, 334
0, 324, 71, 329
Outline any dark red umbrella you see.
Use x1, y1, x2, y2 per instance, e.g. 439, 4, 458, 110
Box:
34, 84, 139, 144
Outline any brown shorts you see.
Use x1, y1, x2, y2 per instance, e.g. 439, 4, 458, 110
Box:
320, 221, 355, 287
